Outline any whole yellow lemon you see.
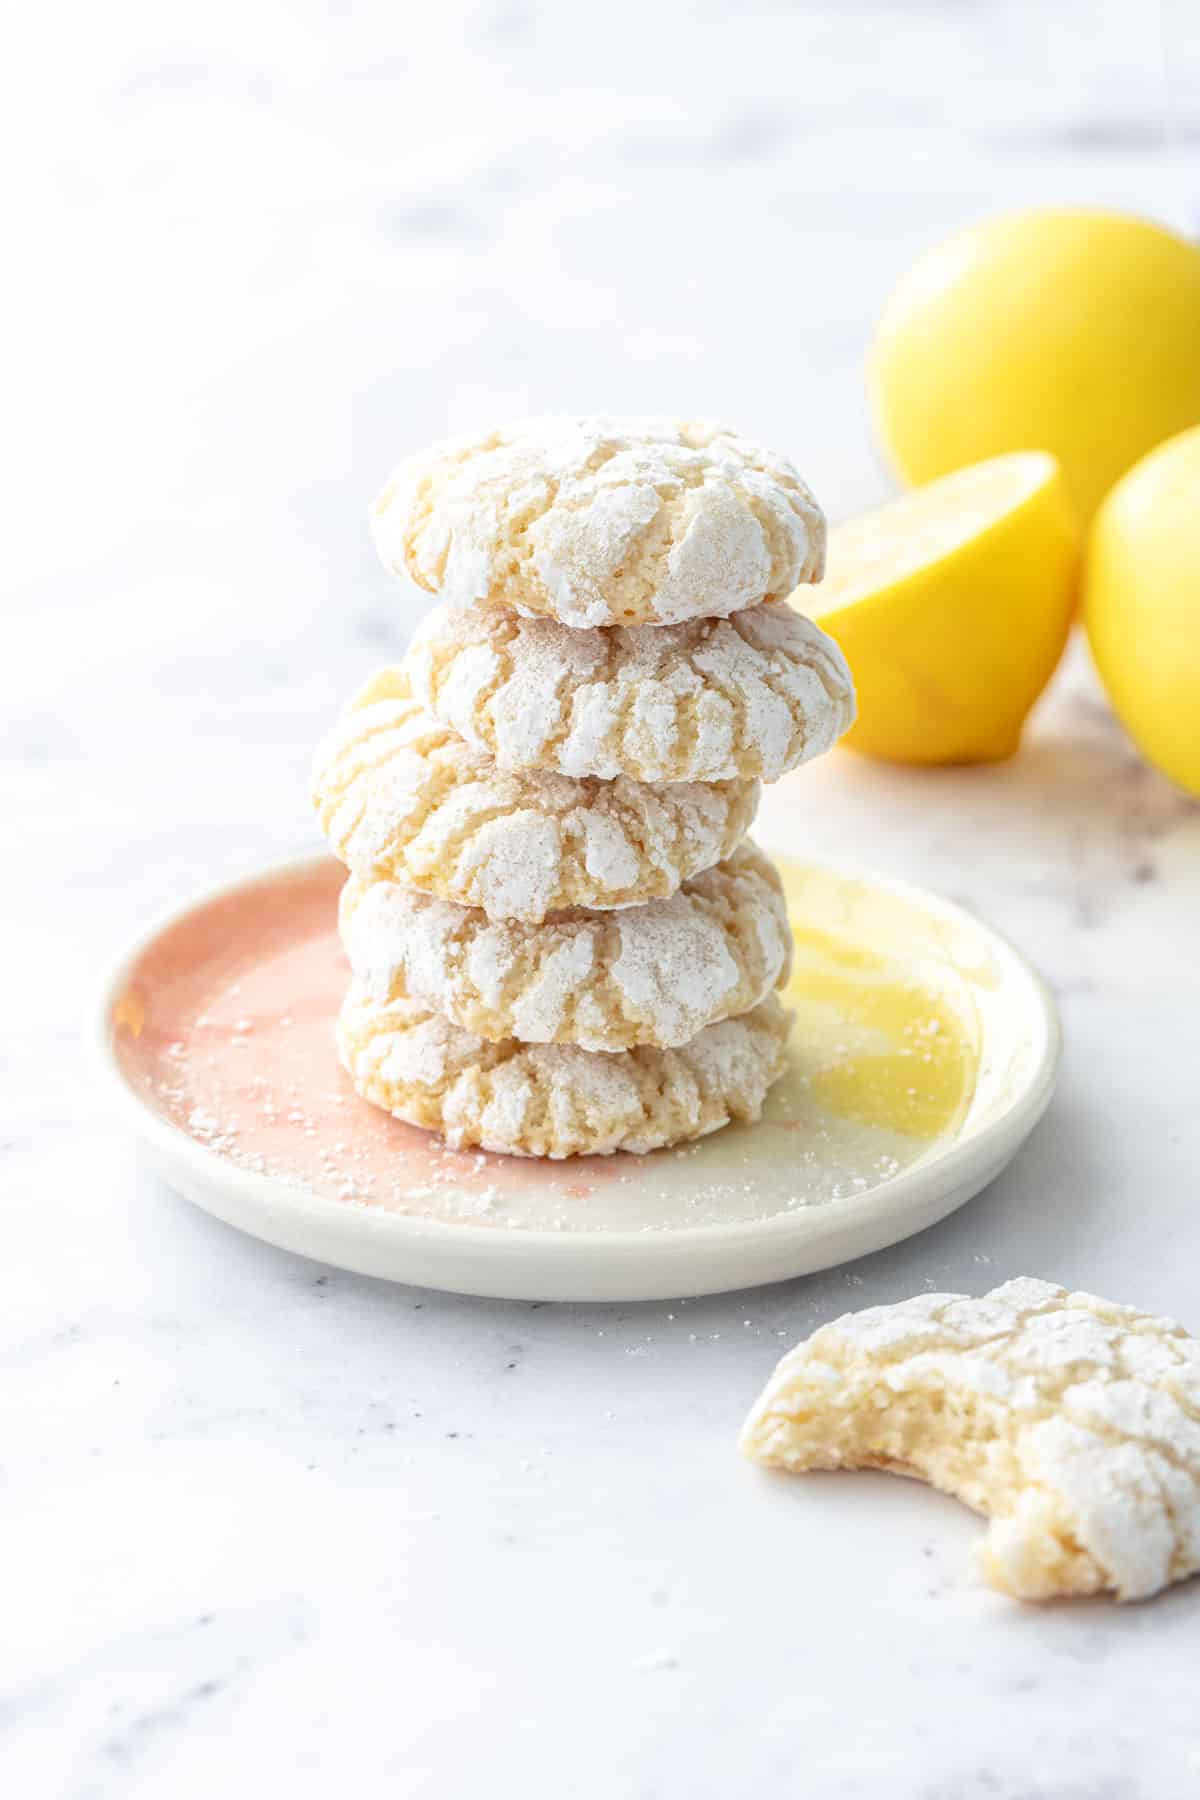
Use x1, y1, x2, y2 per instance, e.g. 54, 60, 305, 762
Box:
1084, 425, 1200, 796
870, 209, 1200, 524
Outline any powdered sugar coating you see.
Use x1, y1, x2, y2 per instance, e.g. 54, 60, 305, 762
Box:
338, 840, 791, 1052
338, 986, 792, 1159
405, 600, 855, 782
740, 1277, 1200, 1603
312, 670, 758, 923
371, 416, 826, 628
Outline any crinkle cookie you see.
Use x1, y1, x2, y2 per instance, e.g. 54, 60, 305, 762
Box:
405, 600, 855, 783
338, 986, 792, 1159
312, 670, 759, 924
338, 841, 792, 1052
740, 1277, 1200, 1604
371, 416, 825, 628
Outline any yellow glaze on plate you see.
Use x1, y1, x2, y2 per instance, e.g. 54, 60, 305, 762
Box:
776, 860, 983, 1145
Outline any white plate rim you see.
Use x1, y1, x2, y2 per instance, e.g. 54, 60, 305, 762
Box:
91, 848, 1061, 1296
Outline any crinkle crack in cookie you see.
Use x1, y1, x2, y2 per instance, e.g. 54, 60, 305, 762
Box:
371, 416, 826, 628
338, 987, 792, 1159
338, 841, 792, 1052
739, 1278, 1200, 1604
312, 670, 759, 924
405, 600, 856, 783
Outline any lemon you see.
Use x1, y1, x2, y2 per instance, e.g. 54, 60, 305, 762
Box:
1084, 425, 1200, 796
808, 453, 1079, 765
870, 209, 1200, 524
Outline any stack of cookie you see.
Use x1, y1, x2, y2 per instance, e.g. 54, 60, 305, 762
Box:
312, 418, 855, 1159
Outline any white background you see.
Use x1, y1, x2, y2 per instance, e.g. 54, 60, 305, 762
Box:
6, 4, 1200, 1797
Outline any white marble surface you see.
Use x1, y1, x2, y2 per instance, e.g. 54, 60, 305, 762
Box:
8, 3, 1200, 1795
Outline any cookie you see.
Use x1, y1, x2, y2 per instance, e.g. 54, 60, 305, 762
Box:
338, 987, 792, 1159
338, 841, 792, 1052
371, 416, 825, 628
312, 670, 759, 924
739, 1277, 1200, 1604
405, 600, 855, 783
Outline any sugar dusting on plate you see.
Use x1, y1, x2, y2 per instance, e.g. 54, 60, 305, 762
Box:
111, 856, 982, 1234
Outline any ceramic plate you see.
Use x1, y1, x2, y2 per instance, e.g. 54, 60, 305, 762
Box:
94, 846, 1060, 1301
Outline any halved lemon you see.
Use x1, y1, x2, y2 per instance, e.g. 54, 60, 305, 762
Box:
807, 452, 1080, 765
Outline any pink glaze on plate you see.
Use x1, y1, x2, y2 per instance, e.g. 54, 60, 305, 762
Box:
112, 857, 624, 1220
